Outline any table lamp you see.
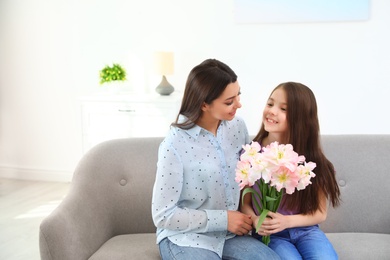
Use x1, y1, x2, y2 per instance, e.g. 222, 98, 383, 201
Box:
154, 51, 174, 95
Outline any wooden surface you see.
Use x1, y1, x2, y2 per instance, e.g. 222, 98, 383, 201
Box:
0, 178, 70, 260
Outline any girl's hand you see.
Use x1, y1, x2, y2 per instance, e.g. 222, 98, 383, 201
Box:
257, 211, 289, 236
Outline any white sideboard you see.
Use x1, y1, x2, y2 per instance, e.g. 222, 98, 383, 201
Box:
80, 93, 182, 153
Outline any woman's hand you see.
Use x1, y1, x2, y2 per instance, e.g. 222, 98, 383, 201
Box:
227, 211, 253, 236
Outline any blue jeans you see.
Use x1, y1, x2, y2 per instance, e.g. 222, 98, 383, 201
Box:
159, 235, 280, 260
254, 225, 338, 260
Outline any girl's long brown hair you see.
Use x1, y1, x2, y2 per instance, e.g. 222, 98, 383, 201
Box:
254, 82, 340, 214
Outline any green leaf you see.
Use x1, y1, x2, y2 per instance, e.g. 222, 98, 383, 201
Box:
265, 196, 277, 202
241, 187, 257, 206
255, 208, 269, 233
260, 180, 267, 208
252, 193, 262, 215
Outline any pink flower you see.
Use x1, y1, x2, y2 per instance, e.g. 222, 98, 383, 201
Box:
270, 166, 300, 194
236, 142, 274, 189
262, 142, 305, 172
296, 162, 316, 191
235, 160, 251, 189
250, 153, 272, 184
240, 141, 261, 163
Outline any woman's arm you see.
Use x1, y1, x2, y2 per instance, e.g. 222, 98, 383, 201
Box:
152, 141, 250, 234
152, 142, 210, 232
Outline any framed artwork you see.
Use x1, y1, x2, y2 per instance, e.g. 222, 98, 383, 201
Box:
234, 0, 370, 24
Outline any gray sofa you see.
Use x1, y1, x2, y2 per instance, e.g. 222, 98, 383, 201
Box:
39, 135, 390, 259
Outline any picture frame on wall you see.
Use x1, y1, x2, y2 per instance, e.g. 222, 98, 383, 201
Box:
234, 0, 370, 24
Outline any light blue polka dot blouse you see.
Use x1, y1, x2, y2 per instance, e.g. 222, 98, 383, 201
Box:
152, 115, 249, 257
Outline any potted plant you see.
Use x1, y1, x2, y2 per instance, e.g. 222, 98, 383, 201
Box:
99, 63, 127, 84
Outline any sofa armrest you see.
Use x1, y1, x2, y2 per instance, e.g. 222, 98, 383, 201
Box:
39, 185, 114, 260
39, 138, 161, 259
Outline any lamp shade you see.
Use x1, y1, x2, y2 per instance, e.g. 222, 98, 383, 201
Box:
153, 51, 174, 75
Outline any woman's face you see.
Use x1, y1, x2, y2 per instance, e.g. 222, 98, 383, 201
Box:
202, 81, 242, 121
263, 87, 288, 135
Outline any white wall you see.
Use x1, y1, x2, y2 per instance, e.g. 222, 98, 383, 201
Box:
0, 0, 389, 182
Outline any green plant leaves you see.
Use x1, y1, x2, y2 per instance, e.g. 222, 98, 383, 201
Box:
99, 63, 127, 84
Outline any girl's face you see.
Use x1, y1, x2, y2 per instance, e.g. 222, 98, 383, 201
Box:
263, 87, 288, 135
202, 81, 242, 121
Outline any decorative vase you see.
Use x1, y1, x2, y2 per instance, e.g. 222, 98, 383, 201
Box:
155, 75, 174, 96
103, 80, 126, 94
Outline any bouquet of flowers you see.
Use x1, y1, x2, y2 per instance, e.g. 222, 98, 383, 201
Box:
235, 141, 316, 245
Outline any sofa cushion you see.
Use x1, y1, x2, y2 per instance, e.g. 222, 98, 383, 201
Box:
89, 233, 159, 260
326, 233, 390, 260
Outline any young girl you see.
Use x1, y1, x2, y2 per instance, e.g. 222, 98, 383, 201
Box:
152, 59, 279, 260
241, 82, 341, 259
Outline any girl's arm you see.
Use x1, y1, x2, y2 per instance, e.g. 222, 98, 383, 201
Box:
258, 191, 328, 236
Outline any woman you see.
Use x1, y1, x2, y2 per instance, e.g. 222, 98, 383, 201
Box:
152, 59, 279, 260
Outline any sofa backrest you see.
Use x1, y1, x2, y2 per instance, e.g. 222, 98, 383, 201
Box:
320, 135, 390, 234
67, 135, 390, 237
